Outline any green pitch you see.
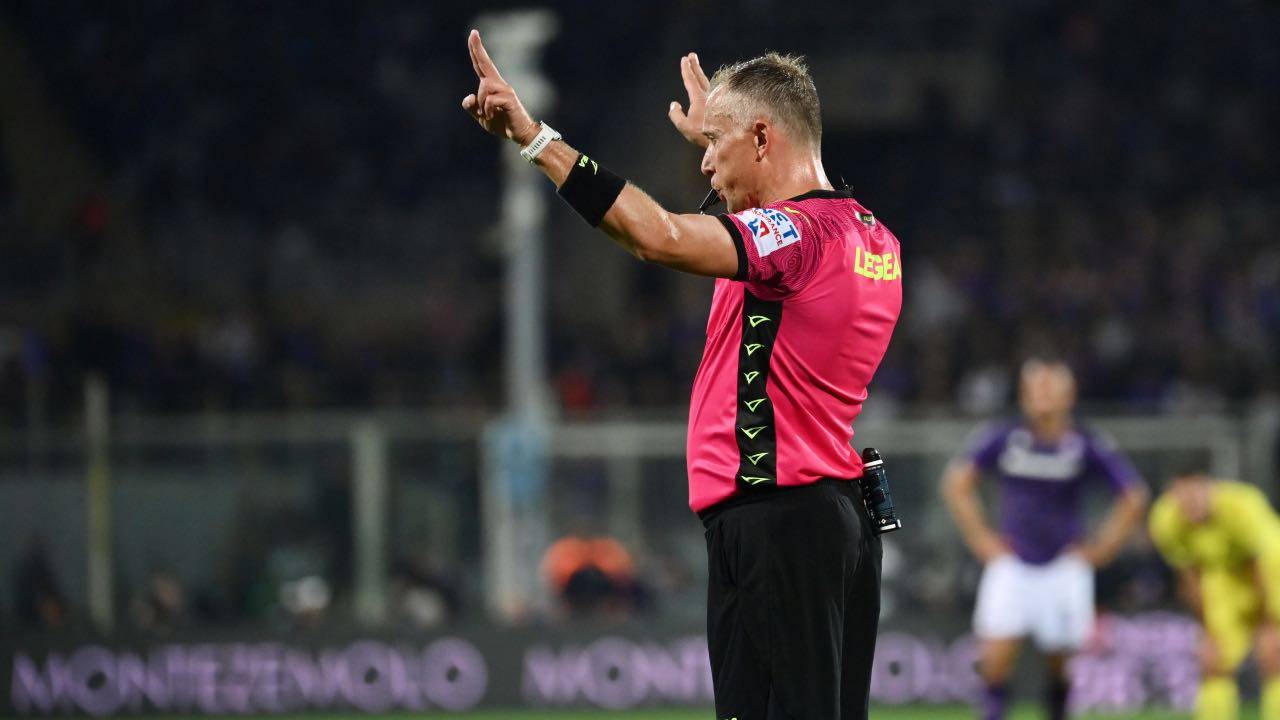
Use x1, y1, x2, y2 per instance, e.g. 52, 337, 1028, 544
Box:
409, 707, 1232, 719
147, 704, 1258, 719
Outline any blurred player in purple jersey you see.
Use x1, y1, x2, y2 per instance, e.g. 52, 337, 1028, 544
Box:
941, 359, 1149, 720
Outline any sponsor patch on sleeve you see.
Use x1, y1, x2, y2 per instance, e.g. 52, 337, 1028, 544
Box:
733, 207, 801, 257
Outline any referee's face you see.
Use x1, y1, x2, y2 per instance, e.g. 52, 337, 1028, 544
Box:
700, 89, 763, 213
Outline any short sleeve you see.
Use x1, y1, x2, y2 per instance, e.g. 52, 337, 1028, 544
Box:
1149, 495, 1193, 569
963, 423, 1008, 472
1083, 429, 1141, 493
718, 203, 823, 298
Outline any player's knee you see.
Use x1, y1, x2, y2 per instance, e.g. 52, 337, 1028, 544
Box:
979, 643, 1019, 682
1257, 627, 1280, 676
1198, 636, 1235, 677
980, 662, 1014, 684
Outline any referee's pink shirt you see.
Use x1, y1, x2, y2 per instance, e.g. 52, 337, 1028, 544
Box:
687, 188, 902, 513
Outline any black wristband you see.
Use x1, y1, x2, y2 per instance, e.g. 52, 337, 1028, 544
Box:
557, 153, 626, 227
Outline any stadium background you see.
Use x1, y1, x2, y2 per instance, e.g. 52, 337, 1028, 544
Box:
0, 0, 1277, 717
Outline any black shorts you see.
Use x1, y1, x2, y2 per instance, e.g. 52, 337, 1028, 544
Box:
701, 478, 882, 720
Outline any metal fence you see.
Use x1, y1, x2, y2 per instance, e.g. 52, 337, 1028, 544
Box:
1, 401, 1277, 636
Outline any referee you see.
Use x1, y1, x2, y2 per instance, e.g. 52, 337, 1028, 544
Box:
462, 32, 903, 719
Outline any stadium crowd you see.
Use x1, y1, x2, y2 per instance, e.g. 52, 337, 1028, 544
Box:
0, 1, 1276, 427
1, 1, 1277, 638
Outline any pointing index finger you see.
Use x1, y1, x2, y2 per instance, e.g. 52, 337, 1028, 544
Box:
467, 29, 484, 78
468, 29, 503, 81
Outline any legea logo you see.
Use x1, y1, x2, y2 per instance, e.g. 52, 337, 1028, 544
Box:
854, 246, 901, 281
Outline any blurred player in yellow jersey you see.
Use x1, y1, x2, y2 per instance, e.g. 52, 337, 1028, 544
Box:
1149, 473, 1280, 719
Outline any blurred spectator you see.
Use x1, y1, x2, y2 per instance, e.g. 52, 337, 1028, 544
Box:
128, 566, 189, 634
541, 534, 649, 619
390, 551, 462, 629
221, 501, 337, 630
14, 535, 69, 630
278, 574, 332, 629
0, 1, 1273, 420
266, 534, 335, 630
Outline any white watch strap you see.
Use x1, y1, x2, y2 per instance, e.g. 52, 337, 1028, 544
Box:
519, 123, 561, 163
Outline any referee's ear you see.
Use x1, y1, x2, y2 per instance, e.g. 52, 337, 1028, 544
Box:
753, 121, 769, 161
747, 119, 778, 160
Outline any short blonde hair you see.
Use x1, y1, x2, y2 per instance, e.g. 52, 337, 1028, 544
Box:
710, 52, 822, 150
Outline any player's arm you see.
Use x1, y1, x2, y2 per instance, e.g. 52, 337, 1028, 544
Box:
1178, 567, 1205, 618
1076, 433, 1150, 566
1149, 495, 1204, 616
531, 141, 738, 276
940, 459, 1010, 563
461, 31, 738, 278
1077, 484, 1149, 567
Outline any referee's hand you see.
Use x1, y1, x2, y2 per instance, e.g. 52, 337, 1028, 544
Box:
461, 30, 539, 146
668, 52, 710, 149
